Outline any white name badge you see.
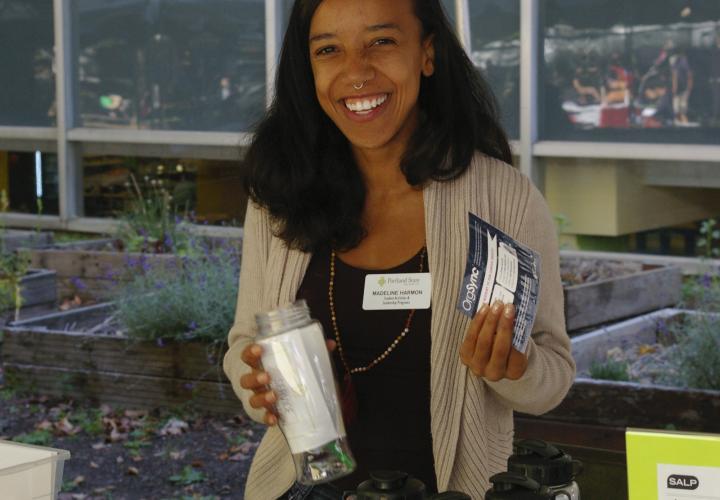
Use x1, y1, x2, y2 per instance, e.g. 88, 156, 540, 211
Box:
362, 273, 432, 310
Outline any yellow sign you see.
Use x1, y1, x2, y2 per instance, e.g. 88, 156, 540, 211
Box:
626, 428, 720, 499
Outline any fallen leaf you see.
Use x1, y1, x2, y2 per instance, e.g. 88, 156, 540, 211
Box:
109, 427, 127, 443
238, 441, 256, 454
56, 417, 80, 436
228, 452, 250, 461
71, 475, 85, 486
36, 420, 53, 431
169, 449, 187, 460
217, 452, 229, 461
92, 486, 115, 494
71, 494, 87, 500
191, 460, 204, 468
124, 409, 148, 419
89, 461, 99, 469
638, 344, 657, 355
127, 466, 140, 476
132, 455, 144, 462
159, 418, 189, 436
91, 442, 107, 450
100, 404, 113, 416
116, 456, 124, 464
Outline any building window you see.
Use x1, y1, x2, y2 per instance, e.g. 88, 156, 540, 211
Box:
0, 151, 59, 215
541, 0, 720, 143
469, 0, 520, 139
82, 155, 246, 225
74, 0, 266, 132
0, 1, 55, 127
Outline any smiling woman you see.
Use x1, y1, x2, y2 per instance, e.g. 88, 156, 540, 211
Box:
224, 1, 574, 499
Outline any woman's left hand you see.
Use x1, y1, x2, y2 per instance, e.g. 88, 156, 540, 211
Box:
459, 301, 528, 381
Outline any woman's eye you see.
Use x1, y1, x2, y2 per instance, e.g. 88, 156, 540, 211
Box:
372, 38, 396, 47
315, 46, 337, 56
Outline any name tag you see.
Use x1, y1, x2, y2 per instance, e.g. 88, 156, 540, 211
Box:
362, 273, 432, 310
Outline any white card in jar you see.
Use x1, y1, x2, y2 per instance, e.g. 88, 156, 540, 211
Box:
259, 324, 342, 454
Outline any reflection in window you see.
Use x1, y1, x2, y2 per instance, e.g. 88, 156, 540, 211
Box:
542, 0, 720, 143
0, 2, 55, 127
468, 1, 520, 139
0, 151, 59, 215
83, 156, 246, 225
74, 0, 265, 132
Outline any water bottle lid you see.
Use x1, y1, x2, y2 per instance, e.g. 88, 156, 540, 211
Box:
355, 470, 426, 500
508, 440, 579, 487
485, 472, 551, 499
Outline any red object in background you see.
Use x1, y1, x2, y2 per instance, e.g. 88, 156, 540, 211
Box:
599, 105, 630, 128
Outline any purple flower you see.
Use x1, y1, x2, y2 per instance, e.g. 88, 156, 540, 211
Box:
184, 383, 195, 391
156, 338, 165, 347
188, 321, 198, 331
70, 276, 87, 291
701, 273, 712, 289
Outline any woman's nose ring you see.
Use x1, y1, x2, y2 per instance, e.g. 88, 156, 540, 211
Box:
353, 80, 366, 90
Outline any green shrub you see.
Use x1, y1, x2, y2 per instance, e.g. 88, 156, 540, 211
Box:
13, 429, 52, 446
114, 244, 239, 344
589, 358, 630, 381
671, 313, 720, 391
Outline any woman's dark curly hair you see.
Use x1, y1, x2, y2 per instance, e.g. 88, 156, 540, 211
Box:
245, 0, 511, 252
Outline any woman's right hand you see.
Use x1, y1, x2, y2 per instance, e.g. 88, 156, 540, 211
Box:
239, 339, 337, 427
240, 344, 279, 426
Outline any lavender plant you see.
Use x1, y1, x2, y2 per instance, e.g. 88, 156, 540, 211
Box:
670, 312, 720, 390
114, 241, 240, 343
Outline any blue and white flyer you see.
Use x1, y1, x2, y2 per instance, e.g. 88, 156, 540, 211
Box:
456, 212, 541, 353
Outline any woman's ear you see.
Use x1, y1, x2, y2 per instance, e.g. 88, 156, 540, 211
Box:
422, 34, 435, 77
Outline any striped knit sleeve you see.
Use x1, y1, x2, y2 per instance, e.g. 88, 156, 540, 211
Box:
483, 172, 576, 415
223, 200, 271, 423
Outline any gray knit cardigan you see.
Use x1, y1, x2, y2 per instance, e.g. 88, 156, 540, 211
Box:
223, 154, 576, 499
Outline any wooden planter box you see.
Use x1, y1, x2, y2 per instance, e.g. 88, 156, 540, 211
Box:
0, 269, 58, 326
562, 258, 682, 332
18, 268, 57, 309
522, 309, 720, 433
27, 237, 241, 300
1, 303, 243, 415
1, 230, 53, 252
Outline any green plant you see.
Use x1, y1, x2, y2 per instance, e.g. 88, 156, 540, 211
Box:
169, 465, 205, 486
71, 408, 105, 436
589, 358, 630, 381
13, 429, 52, 446
697, 218, 720, 258
681, 273, 720, 312
114, 245, 239, 344
115, 173, 192, 254
0, 190, 31, 320
670, 313, 720, 390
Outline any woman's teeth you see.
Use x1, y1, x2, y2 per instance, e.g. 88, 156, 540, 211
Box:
344, 94, 388, 114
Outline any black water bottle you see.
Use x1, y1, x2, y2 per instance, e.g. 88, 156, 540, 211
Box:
343, 470, 471, 499
507, 440, 582, 500
484, 472, 554, 499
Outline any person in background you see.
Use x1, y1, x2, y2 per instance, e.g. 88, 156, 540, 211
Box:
223, 1, 575, 498
710, 33, 720, 126
669, 47, 693, 125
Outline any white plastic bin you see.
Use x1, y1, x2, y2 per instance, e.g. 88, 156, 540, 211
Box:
0, 440, 71, 500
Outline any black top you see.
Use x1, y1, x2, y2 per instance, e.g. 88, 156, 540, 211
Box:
296, 247, 437, 493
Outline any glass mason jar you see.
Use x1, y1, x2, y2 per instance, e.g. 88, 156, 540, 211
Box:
255, 300, 356, 484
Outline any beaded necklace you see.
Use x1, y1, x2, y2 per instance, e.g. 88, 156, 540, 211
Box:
328, 247, 427, 424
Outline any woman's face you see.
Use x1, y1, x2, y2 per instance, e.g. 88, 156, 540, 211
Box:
308, 0, 434, 157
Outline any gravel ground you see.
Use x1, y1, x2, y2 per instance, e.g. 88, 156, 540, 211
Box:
0, 364, 265, 500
